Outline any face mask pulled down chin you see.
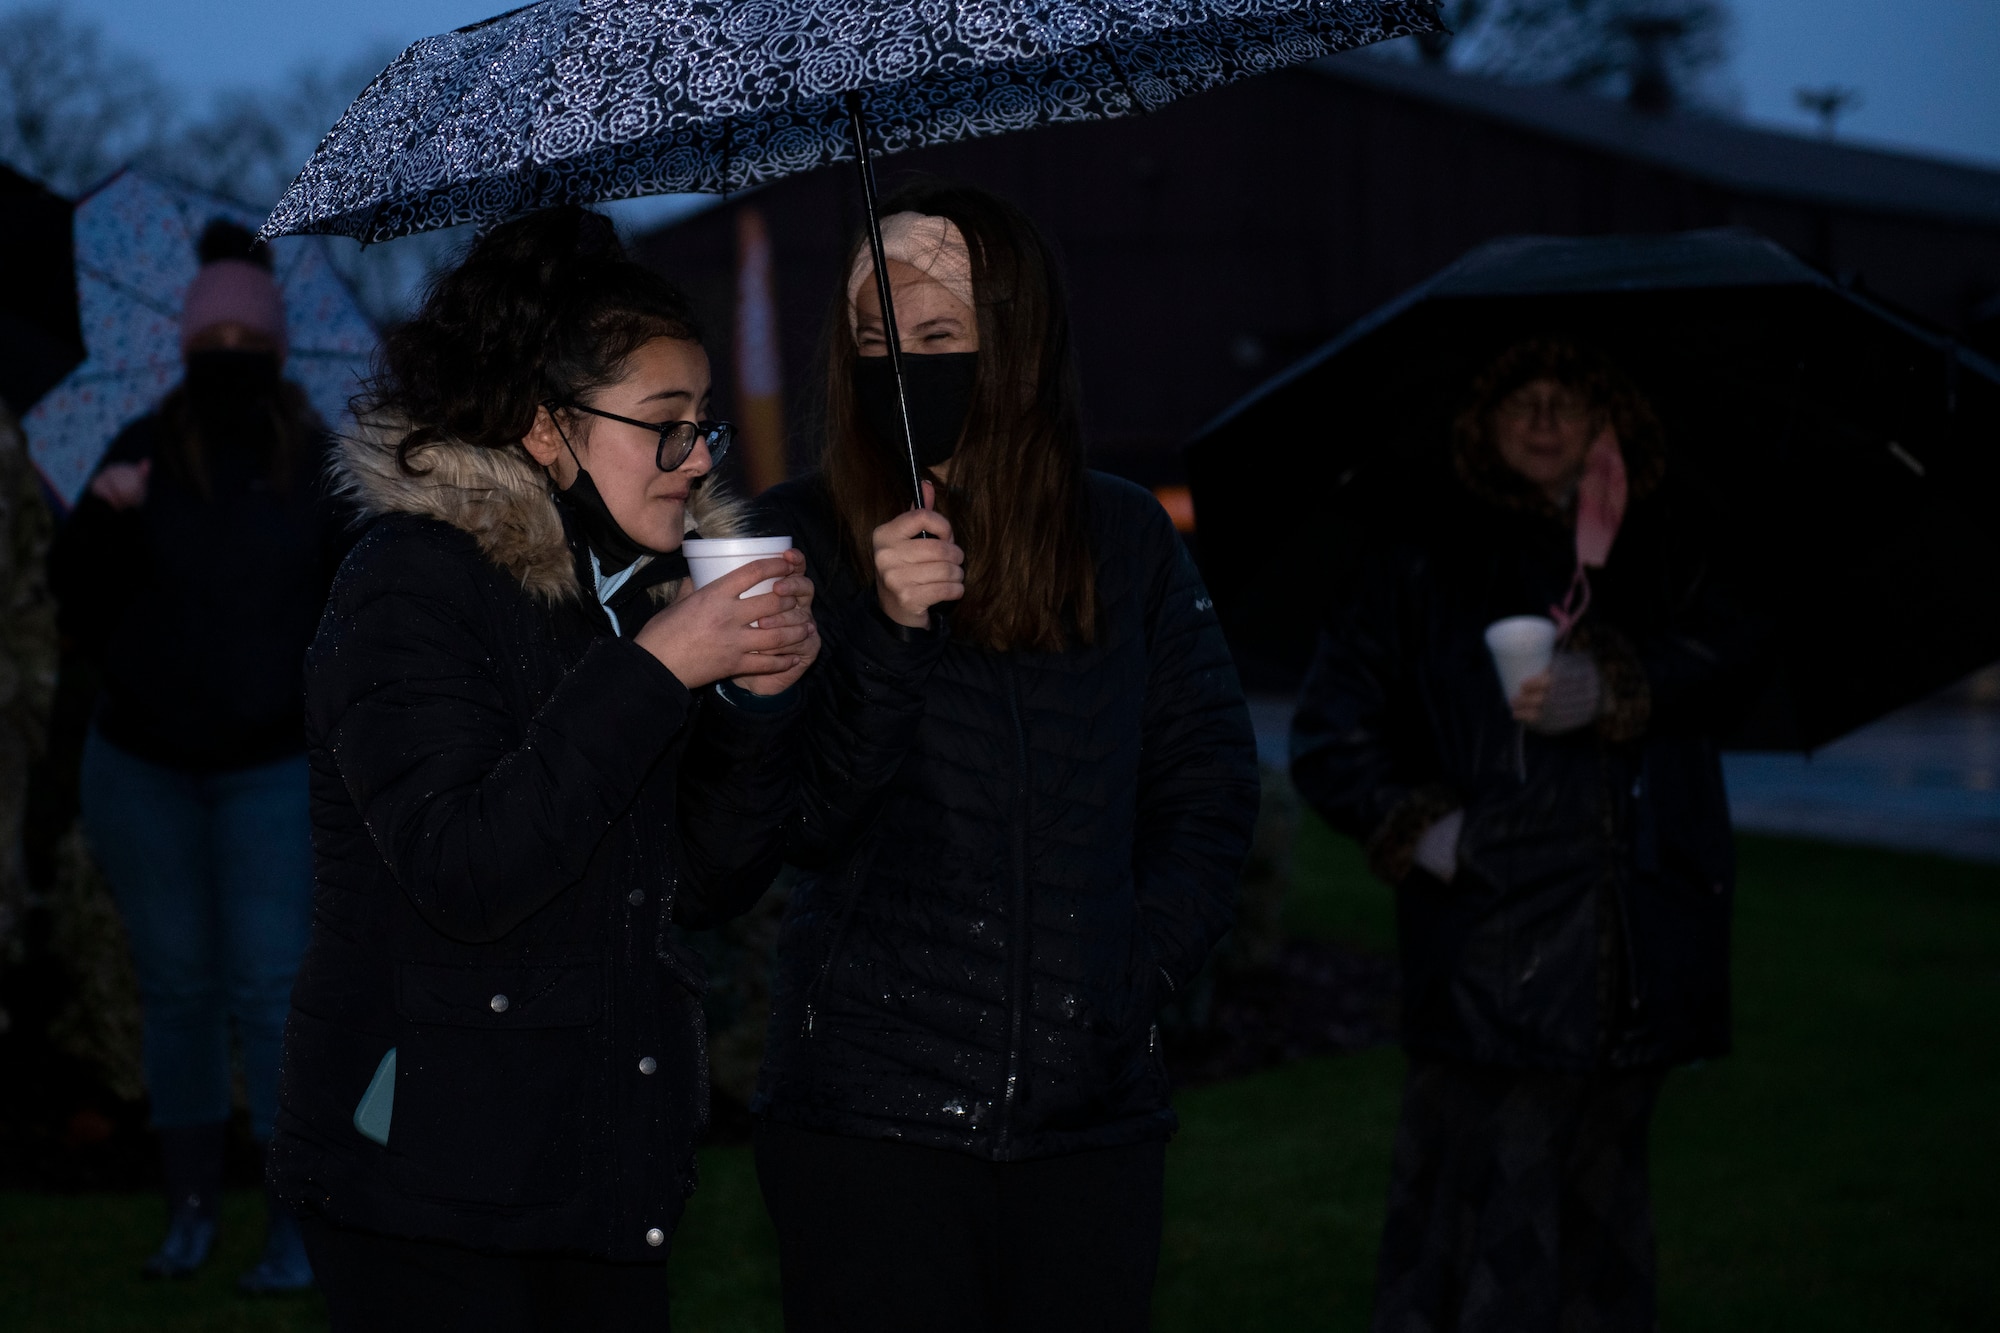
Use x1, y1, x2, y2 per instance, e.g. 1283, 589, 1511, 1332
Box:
553, 466, 663, 574
853, 352, 977, 469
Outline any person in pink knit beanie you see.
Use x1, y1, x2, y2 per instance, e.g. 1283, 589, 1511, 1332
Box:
178, 245, 289, 360
53, 219, 335, 1297
88, 225, 292, 510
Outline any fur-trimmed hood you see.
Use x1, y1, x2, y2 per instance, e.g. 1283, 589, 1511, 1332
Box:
330, 421, 748, 605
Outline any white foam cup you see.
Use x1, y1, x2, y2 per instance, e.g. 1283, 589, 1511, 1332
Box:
1484, 616, 1558, 703
682, 536, 794, 599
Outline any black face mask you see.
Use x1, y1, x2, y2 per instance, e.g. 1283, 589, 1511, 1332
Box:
552, 467, 660, 575
853, 352, 978, 469
546, 413, 691, 580
179, 349, 284, 461
184, 348, 282, 402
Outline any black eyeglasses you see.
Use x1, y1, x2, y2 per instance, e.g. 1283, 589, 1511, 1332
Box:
560, 403, 735, 473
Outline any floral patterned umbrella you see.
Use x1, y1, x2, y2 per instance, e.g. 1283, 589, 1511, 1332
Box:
264, 0, 1441, 244
263, 0, 1439, 501
25, 169, 375, 511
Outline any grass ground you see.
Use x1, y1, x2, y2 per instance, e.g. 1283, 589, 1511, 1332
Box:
3, 825, 1996, 1330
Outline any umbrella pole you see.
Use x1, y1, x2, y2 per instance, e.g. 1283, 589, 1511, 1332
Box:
844, 91, 925, 509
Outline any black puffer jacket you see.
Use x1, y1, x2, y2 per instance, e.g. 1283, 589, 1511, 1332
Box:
48, 413, 349, 771
270, 430, 794, 1262
751, 472, 1259, 1161
1291, 471, 1761, 1072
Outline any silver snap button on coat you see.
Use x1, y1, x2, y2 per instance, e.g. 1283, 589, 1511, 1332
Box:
628, 889, 645, 906
489, 994, 509, 1013
645, 1228, 664, 1247
638, 1056, 657, 1075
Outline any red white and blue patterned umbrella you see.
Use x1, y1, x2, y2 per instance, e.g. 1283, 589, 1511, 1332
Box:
24, 169, 375, 511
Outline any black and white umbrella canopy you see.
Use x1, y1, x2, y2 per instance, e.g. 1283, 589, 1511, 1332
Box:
264, 0, 1441, 244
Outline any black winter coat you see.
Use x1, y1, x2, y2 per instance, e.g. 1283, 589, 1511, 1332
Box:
751, 472, 1259, 1160
48, 413, 349, 771
270, 433, 794, 1262
1291, 475, 1761, 1071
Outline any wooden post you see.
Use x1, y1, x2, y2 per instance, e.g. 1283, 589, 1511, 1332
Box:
732, 206, 786, 494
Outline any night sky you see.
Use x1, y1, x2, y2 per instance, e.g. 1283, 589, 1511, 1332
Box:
37, 0, 2000, 169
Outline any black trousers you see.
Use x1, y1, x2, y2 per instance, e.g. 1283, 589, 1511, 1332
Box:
1371, 1058, 1669, 1333
754, 1118, 1166, 1333
300, 1215, 672, 1333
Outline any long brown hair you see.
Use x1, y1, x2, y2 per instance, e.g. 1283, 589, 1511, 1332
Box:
823, 182, 1096, 653
156, 376, 320, 498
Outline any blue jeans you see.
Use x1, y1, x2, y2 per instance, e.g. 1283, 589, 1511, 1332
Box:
79, 729, 314, 1138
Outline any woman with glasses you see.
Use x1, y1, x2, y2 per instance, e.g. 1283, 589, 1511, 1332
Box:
267, 207, 816, 1332
1290, 338, 1762, 1333
749, 184, 1260, 1332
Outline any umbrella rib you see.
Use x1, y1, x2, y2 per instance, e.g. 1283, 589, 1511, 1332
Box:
1098, 40, 1138, 112
728, 114, 744, 198
76, 267, 183, 321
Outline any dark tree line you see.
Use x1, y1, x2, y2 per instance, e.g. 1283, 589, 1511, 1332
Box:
1408, 0, 1732, 110
0, 5, 444, 321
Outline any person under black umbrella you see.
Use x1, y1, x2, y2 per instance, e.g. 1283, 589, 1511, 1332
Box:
1290, 337, 1765, 1333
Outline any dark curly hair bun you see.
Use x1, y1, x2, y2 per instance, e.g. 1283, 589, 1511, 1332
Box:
198, 218, 272, 270
360, 205, 702, 469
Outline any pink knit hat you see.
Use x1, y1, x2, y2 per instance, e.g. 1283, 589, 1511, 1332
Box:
180, 258, 288, 358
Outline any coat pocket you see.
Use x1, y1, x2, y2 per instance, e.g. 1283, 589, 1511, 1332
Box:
384, 962, 604, 1208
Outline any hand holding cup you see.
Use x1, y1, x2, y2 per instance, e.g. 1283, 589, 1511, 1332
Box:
874, 482, 965, 629
1484, 616, 1558, 716
636, 551, 817, 689
1510, 671, 1552, 724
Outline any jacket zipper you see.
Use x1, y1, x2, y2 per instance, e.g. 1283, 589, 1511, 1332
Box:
801, 849, 873, 1038
996, 669, 1032, 1157
1598, 752, 1644, 1060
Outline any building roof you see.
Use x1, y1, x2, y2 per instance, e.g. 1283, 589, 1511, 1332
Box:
1318, 55, 2000, 230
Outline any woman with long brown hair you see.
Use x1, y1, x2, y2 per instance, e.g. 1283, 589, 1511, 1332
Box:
750, 183, 1260, 1332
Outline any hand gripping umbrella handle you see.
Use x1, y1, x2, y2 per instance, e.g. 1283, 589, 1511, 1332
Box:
845, 92, 927, 511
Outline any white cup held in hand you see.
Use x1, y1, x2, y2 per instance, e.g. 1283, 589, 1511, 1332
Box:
1484, 616, 1558, 703
683, 536, 794, 598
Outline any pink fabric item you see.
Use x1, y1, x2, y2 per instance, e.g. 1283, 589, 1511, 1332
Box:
179, 259, 288, 357
1574, 430, 1629, 569
1550, 430, 1629, 639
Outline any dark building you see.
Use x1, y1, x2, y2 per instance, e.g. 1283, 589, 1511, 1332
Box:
634, 51, 2000, 488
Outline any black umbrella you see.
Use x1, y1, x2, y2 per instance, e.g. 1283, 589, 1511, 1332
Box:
0, 163, 85, 419
262, 0, 1441, 505
1187, 228, 2000, 750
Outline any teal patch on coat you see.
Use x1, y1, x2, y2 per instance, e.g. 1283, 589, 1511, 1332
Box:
353, 1047, 396, 1146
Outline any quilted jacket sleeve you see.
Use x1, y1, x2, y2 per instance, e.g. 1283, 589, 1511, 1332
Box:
314, 529, 694, 944
1131, 499, 1259, 995
752, 480, 946, 870
785, 588, 945, 869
